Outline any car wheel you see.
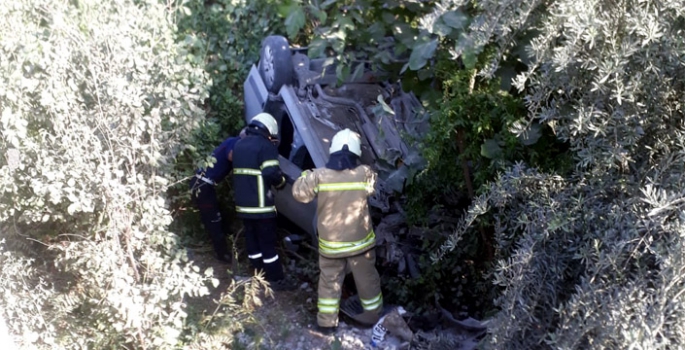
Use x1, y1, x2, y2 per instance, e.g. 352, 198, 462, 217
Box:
258, 36, 293, 94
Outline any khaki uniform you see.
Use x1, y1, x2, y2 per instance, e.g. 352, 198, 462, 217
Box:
293, 165, 383, 327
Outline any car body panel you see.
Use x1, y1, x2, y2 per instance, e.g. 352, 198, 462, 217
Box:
244, 65, 269, 121
275, 155, 318, 237
278, 86, 329, 168
243, 38, 427, 238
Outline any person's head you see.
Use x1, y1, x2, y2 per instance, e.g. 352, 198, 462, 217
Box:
330, 128, 362, 157
249, 113, 279, 143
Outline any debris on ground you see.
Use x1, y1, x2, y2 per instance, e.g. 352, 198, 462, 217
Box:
186, 232, 485, 350
382, 307, 413, 343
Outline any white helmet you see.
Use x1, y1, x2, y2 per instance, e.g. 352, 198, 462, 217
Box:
250, 113, 278, 137
330, 128, 361, 156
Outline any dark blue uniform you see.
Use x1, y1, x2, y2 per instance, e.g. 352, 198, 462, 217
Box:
232, 127, 287, 281
190, 136, 240, 262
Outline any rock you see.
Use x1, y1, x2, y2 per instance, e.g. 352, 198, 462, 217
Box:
458, 317, 487, 330
405, 253, 420, 279
382, 235, 404, 265
375, 213, 406, 245
408, 226, 428, 238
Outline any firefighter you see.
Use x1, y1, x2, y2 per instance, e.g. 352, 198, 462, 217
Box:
189, 128, 246, 264
292, 128, 383, 333
232, 113, 296, 291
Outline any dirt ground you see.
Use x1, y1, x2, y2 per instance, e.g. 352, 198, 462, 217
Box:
186, 243, 484, 350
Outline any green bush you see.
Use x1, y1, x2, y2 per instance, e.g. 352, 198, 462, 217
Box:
0, 0, 215, 347
0, 0, 302, 347
0, 239, 56, 348
434, 0, 685, 348
176, 0, 285, 127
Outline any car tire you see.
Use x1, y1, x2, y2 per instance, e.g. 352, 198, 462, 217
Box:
258, 36, 293, 94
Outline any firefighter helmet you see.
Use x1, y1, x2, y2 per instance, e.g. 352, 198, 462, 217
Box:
249, 113, 278, 137
330, 128, 361, 157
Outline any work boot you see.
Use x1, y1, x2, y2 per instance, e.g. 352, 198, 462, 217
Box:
269, 278, 297, 292
315, 325, 338, 336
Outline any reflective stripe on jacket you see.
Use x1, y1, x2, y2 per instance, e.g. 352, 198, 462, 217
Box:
292, 165, 377, 258
232, 130, 285, 219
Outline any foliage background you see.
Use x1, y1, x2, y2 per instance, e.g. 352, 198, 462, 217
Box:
426, 0, 685, 348
280, 0, 685, 348
0, 0, 268, 348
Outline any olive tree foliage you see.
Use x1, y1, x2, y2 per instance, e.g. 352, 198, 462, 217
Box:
0, 0, 218, 348
275, 1, 685, 347
430, 0, 685, 348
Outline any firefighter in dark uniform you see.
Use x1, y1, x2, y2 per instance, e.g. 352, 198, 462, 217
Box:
292, 128, 383, 333
189, 128, 246, 263
232, 113, 296, 291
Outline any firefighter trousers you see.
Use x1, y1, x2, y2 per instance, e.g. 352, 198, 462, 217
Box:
190, 178, 229, 259
243, 218, 285, 282
317, 249, 382, 328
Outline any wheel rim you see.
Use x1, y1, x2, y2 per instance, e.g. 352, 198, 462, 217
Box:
263, 46, 275, 87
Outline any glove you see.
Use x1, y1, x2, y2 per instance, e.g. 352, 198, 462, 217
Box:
300, 169, 313, 178
284, 173, 296, 185
274, 175, 287, 190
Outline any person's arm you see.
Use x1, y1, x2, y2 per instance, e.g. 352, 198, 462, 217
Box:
292, 170, 318, 203
226, 136, 241, 162
260, 143, 286, 189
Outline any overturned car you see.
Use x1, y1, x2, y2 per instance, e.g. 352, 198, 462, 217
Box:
243, 35, 427, 244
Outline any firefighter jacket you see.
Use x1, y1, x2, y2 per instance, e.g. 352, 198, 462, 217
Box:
292, 165, 377, 258
196, 136, 240, 184
232, 128, 286, 219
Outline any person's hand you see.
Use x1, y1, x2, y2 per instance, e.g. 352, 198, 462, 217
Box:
284, 173, 296, 185
275, 176, 287, 190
